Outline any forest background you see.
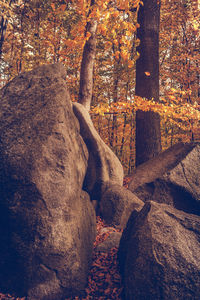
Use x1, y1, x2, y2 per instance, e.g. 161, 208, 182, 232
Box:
0, 0, 200, 175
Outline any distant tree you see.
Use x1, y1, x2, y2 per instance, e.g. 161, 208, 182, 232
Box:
78, 0, 97, 111
0, 0, 15, 59
1, 0, 198, 173
135, 0, 162, 166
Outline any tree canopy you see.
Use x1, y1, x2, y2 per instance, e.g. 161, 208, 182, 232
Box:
0, 0, 199, 173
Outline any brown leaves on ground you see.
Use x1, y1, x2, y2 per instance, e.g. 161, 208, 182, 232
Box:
81, 216, 123, 299
0, 295, 25, 300
83, 248, 123, 299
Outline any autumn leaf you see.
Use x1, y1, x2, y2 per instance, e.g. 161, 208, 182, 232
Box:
121, 49, 129, 61
170, 88, 177, 93
128, 60, 134, 68
98, 24, 107, 36
51, 3, 55, 11
112, 11, 120, 18
193, 21, 199, 31
86, 31, 91, 40
145, 71, 150, 76
115, 51, 120, 60
60, 4, 66, 11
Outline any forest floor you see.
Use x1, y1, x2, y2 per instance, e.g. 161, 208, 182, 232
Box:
0, 178, 131, 300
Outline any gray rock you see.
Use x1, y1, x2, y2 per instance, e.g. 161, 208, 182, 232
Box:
128, 142, 200, 215
0, 64, 96, 299
100, 184, 143, 229
95, 232, 122, 253
166, 144, 200, 201
73, 103, 124, 202
118, 201, 200, 300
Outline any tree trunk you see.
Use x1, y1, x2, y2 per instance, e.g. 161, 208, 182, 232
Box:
0, 16, 7, 59
135, 0, 161, 166
0, 0, 14, 59
0, 1, 27, 62
78, 0, 97, 111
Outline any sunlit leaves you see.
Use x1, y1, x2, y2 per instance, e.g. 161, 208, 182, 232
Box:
50, 2, 55, 11
91, 94, 200, 133
1, 0, 199, 170
159, 0, 200, 144
145, 71, 150, 76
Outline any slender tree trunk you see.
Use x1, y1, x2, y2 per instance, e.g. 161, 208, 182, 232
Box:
129, 113, 135, 174
120, 81, 129, 157
0, 16, 7, 59
120, 113, 127, 157
0, 0, 14, 59
110, 70, 119, 148
135, 0, 161, 166
78, 0, 97, 111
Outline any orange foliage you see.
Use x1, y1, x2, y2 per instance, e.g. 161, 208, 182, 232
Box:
0, 0, 199, 173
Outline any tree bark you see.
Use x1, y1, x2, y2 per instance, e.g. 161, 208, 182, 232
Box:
0, 16, 7, 59
0, 0, 14, 59
135, 0, 161, 166
78, 0, 97, 111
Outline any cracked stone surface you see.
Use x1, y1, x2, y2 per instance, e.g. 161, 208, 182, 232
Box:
167, 147, 200, 201
100, 184, 144, 229
0, 64, 96, 299
128, 143, 200, 216
118, 201, 200, 300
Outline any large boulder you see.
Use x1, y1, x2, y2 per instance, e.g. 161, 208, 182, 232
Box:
100, 184, 143, 228
73, 103, 124, 202
128, 142, 200, 215
118, 201, 200, 300
0, 64, 96, 299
